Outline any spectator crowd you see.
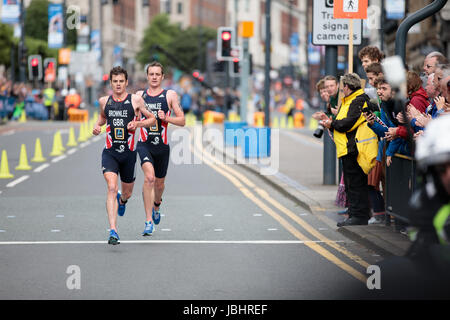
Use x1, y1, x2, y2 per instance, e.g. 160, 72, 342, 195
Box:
313, 46, 450, 232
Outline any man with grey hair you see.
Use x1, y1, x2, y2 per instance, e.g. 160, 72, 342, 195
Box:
423, 52, 449, 76
318, 73, 372, 226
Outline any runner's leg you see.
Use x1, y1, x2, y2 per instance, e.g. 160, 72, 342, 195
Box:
142, 162, 156, 223
104, 172, 119, 231
154, 177, 165, 209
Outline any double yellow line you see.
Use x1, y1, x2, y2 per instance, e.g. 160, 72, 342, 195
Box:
192, 133, 369, 283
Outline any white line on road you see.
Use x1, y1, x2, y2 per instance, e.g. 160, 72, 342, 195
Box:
79, 141, 91, 148
253, 214, 262, 217
6, 216, 15, 218
161, 229, 171, 232
6, 175, 29, 188
214, 229, 224, 232
2, 130, 15, 136
56, 215, 64, 218
51, 230, 61, 233
0, 240, 349, 245
267, 228, 278, 231
67, 148, 78, 155
33, 163, 50, 173
51, 155, 66, 163
204, 214, 213, 217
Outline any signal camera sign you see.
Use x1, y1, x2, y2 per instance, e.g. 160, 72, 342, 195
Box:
312, 0, 362, 46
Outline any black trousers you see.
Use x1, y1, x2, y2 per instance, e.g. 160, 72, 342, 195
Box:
341, 153, 370, 220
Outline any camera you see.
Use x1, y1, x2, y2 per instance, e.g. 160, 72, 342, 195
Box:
313, 125, 324, 138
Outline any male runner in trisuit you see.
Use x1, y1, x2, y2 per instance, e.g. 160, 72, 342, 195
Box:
136, 62, 185, 236
93, 66, 156, 245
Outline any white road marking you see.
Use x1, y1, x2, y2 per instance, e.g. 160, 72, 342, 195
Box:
204, 214, 213, 217
7, 216, 15, 218
34, 163, 50, 173
67, 148, 78, 155
0, 240, 349, 245
267, 228, 278, 231
6, 175, 30, 188
161, 229, 171, 232
253, 214, 262, 217
0, 230, 6, 232
56, 215, 64, 218
51, 155, 66, 163
318, 228, 328, 231
79, 141, 91, 148
51, 230, 61, 233
2, 130, 15, 136
92, 136, 102, 142
214, 228, 224, 232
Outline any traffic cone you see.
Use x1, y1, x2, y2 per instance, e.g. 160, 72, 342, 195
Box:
15, 144, 32, 170
78, 123, 87, 142
50, 131, 63, 156
272, 116, 279, 128
256, 116, 264, 127
18, 111, 27, 123
309, 117, 318, 130
67, 127, 78, 147
57, 131, 66, 152
0, 150, 14, 179
280, 116, 286, 128
31, 138, 46, 162
288, 116, 294, 129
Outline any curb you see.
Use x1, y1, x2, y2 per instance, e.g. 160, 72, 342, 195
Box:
208, 128, 411, 257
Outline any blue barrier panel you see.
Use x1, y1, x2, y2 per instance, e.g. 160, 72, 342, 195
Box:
224, 121, 248, 146
241, 126, 271, 158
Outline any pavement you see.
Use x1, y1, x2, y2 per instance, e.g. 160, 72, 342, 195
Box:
207, 114, 412, 258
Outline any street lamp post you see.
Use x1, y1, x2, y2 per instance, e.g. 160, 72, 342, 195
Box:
264, 0, 271, 127
19, 0, 26, 82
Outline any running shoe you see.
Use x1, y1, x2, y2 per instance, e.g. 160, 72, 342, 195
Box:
117, 191, 126, 217
108, 229, 120, 245
368, 215, 385, 225
142, 221, 155, 236
152, 207, 161, 225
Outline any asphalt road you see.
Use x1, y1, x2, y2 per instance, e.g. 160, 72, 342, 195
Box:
0, 120, 383, 300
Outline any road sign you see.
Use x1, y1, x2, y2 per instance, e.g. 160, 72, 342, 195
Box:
333, 0, 368, 19
312, 0, 362, 46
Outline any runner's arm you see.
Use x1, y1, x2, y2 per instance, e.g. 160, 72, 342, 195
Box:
93, 96, 108, 135
162, 89, 185, 127
132, 94, 156, 128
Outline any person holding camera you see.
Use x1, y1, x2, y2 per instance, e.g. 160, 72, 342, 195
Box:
319, 73, 371, 227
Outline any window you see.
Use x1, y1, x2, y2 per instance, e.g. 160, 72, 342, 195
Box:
177, 2, 183, 14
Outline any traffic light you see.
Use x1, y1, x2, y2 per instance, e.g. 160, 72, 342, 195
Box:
217, 27, 234, 60
233, 59, 240, 74
28, 55, 43, 81
44, 58, 57, 83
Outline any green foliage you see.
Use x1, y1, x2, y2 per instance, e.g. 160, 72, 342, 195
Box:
0, 23, 14, 67
137, 14, 180, 69
24, 0, 50, 42
137, 14, 216, 74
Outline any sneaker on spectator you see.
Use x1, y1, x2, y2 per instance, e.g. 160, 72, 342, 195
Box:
368, 215, 385, 225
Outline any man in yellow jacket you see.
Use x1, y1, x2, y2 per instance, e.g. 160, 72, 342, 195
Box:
319, 73, 371, 226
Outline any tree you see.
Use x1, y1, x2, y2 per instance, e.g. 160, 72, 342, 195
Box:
137, 14, 180, 69
0, 23, 14, 68
170, 26, 216, 72
24, 0, 50, 42
137, 14, 216, 74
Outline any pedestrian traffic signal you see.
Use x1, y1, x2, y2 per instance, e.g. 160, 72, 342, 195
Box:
28, 55, 43, 81
233, 59, 240, 74
44, 58, 57, 83
217, 27, 234, 60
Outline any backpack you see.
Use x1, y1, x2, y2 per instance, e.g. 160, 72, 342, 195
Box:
355, 120, 378, 174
